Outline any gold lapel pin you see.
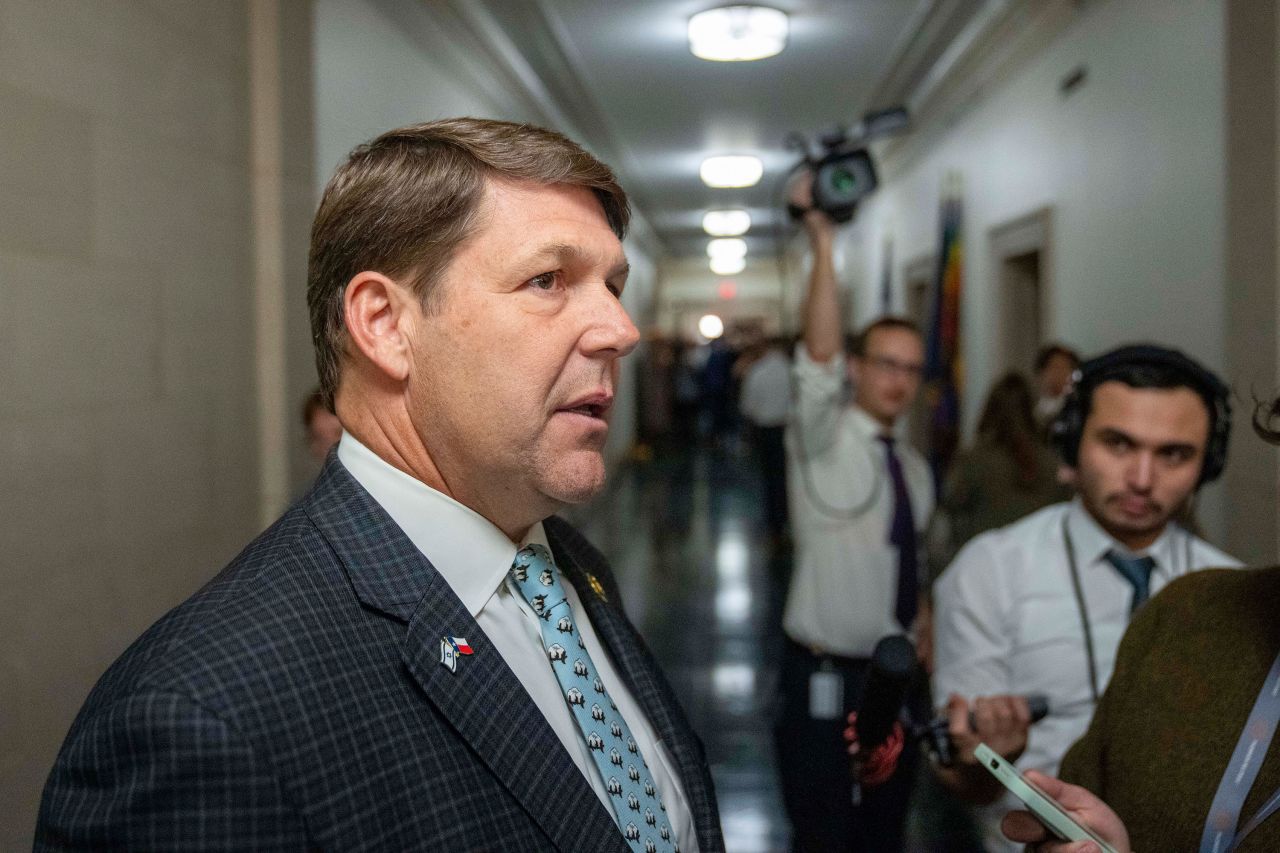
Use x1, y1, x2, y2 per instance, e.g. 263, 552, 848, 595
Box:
585, 573, 607, 602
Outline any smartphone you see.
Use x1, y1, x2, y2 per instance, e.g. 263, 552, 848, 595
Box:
974, 743, 1119, 853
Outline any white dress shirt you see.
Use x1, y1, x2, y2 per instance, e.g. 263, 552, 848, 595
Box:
783, 346, 934, 658
932, 499, 1240, 851
338, 434, 698, 853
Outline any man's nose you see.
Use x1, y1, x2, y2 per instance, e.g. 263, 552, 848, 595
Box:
581, 287, 640, 359
1128, 452, 1155, 491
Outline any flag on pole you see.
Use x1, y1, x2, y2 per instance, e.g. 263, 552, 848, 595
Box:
923, 174, 965, 486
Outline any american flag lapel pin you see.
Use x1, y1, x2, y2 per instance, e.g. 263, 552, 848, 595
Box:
439, 635, 474, 673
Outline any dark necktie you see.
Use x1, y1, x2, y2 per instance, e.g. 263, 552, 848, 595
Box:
510, 545, 677, 853
1104, 550, 1157, 614
878, 435, 918, 628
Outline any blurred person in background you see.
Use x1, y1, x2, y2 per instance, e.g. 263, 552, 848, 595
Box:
739, 337, 793, 553
303, 386, 343, 462
1033, 344, 1081, 436
931, 372, 1071, 572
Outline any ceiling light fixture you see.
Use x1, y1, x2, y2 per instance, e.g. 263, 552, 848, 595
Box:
703, 209, 751, 236
706, 238, 747, 259
700, 155, 763, 188
709, 255, 746, 276
699, 314, 726, 340
688, 6, 788, 62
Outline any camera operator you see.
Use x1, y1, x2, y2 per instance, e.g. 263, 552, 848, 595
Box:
775, 172, 933, 852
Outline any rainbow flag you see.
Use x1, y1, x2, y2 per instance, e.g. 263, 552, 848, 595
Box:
923, 180, 965, 486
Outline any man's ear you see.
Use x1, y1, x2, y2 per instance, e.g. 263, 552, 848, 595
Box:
342, 271, 418, 382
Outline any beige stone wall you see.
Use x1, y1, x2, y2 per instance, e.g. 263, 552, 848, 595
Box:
0, 1, 314, 844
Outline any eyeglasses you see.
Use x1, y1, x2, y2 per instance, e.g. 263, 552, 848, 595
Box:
862, 354, 924, 379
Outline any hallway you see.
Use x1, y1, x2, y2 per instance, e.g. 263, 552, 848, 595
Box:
570, 444, 791, 853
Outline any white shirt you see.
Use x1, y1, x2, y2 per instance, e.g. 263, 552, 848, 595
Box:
739, 348, 792, 428
932, 499, 1240, 851
783, 346, 934, 658
338, 434, 698, 853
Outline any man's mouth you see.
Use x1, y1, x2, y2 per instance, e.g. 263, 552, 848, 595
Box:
1111, 494, 1158, 517
557, 392, 613, 421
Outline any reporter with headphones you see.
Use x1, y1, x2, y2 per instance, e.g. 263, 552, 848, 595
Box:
930, 344, 1242, 852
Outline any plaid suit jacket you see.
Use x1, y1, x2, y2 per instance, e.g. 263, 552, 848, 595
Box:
36, 456, 724, 852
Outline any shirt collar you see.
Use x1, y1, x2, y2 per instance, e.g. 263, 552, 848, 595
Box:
1066, 497, 1177, 566
336, 432, 549, 618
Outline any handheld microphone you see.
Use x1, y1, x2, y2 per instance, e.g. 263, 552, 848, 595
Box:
853, 634, 916, 753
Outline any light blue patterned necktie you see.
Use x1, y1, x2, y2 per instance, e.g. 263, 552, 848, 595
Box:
510, 544, 678, 853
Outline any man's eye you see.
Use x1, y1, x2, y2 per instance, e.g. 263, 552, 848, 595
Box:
528, 272, 558, 291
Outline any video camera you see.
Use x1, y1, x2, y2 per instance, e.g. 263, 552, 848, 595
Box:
786, 107, 909, 223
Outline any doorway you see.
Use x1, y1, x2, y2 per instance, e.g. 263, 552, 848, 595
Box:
989, 208, 1053, 377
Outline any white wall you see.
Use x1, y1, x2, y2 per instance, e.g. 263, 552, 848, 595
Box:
838, 0, 1229, 537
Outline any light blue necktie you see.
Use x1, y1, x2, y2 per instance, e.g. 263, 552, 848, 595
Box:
1104, 549, 1157, 614
511, 545, 678, 853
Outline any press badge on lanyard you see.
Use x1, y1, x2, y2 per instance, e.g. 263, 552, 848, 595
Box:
1200, 647, 1280, 852
809, 660, 843, 720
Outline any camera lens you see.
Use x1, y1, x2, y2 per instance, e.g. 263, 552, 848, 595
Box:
990, 759, 999, 770
831, 168, 857, 193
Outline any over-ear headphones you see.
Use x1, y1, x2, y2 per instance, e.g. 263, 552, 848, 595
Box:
1050, 344, 1232, 485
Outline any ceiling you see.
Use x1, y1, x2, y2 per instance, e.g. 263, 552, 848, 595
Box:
431, 0, 993, 261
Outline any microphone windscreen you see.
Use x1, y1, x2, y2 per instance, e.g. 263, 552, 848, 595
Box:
854, 634, 915, 751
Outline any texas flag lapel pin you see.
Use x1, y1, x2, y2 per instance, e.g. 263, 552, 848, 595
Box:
439, 635, 474, 673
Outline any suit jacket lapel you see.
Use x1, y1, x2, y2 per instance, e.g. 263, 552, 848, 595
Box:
304, 459, 628, 853
548, 520, 724, 853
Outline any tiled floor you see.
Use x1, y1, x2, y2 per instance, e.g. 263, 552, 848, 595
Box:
570, 440, 988, 853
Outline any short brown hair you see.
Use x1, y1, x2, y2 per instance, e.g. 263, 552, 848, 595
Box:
307, 117, 630, 407
849, 315, 922, 357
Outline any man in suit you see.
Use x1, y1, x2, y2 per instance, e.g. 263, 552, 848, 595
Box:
36, 118, 724, 853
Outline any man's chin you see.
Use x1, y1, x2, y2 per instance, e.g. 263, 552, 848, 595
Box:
539, 456, 607, 506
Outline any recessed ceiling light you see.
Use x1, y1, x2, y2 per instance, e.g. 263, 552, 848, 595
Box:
700, 155, 763, 188
703, 209, 751, 236
710, 255, 746, 275
707, 238, 747, 259
699, 314, 726, 340
689, 6, 788, 62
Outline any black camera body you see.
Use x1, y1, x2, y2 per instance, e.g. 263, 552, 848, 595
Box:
787, 109, 906, 223
809, 144, 878, 223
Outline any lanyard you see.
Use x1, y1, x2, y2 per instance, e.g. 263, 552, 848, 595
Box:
1061, 518, 1102, 703
1062, 515, 1194, 703
1199, 647, 1280, 852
